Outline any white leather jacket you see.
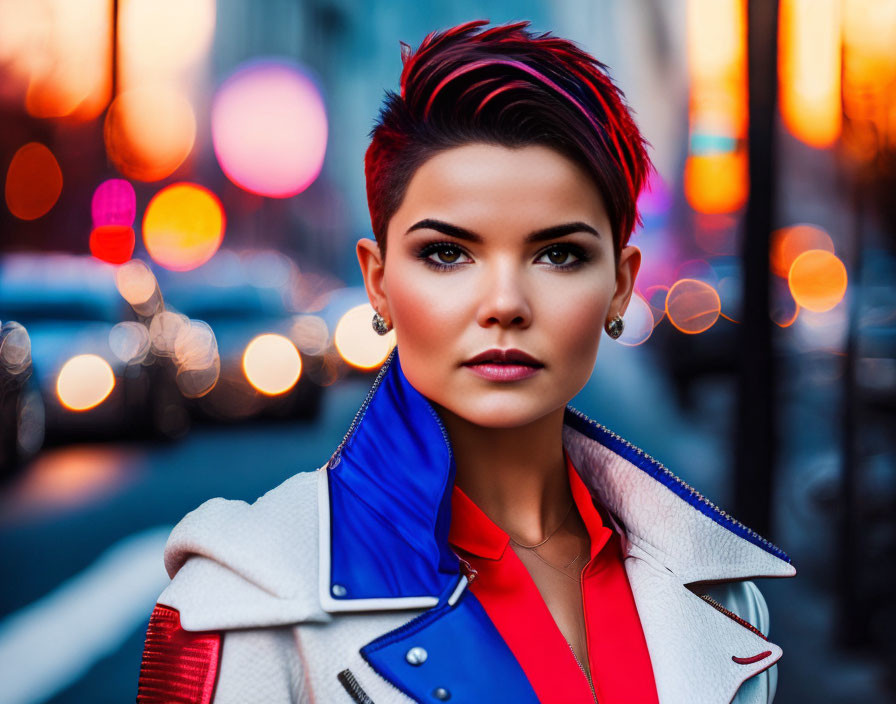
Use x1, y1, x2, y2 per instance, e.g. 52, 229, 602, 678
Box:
144, 350, 796, 703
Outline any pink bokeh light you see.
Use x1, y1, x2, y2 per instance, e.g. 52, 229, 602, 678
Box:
211, 58, 328, 198
91, 178, 137, 227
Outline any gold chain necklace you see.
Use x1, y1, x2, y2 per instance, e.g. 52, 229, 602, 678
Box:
508, 500, 583, 581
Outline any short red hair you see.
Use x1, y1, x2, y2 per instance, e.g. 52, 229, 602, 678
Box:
364, 20, 652, 260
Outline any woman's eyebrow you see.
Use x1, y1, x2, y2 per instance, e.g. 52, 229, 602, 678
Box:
405, 218, 601, 242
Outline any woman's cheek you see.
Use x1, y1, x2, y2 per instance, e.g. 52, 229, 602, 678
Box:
388, 268, 462, 355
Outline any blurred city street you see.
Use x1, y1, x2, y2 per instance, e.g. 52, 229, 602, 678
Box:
1, 340, 893, 702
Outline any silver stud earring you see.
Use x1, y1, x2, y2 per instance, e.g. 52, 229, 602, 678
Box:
605, 314, 624, 339
372, 311, 391, 336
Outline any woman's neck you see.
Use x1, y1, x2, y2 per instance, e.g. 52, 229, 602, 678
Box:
438, 405, 573, 545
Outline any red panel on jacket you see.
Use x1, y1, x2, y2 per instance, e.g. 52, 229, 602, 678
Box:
448, 452, 660, 704
137, 604, 222, 704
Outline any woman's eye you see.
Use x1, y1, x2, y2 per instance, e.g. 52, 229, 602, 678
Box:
428, 245, 465, 265
538, 245, 580, 267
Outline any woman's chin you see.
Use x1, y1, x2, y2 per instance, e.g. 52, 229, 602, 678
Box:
432, 395, 565, 431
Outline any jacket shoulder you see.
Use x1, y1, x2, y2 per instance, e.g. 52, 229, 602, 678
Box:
157, 468, 330, 631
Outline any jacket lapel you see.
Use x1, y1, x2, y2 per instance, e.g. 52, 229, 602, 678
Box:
360, 579, 539, 704
563, 412, 795, 703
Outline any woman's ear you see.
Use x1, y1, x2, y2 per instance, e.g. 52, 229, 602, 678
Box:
611, 244, 641, 318
356, 238, 391, 324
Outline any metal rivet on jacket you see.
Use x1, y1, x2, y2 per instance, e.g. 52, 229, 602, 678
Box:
405, 646, 427, 665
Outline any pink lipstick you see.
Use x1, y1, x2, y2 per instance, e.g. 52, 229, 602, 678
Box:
462, 348, 544, 382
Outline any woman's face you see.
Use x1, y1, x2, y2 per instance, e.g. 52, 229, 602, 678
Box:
358, 142, 640, 429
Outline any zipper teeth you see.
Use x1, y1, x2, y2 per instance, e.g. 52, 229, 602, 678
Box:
336, 668, 375, 704
328, 349, 454, 470
567, 640, 597, 704
328, 350, 397, 468
566, 407, 791, 563
698, 593, 768, 640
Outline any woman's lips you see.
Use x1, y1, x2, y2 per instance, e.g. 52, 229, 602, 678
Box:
462, 348, 544, 382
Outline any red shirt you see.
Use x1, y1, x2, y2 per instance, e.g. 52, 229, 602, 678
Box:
448, 452, 660, 703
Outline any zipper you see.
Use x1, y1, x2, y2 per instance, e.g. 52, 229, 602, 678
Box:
336, 668, 375, 704
328, 350, 454, 471
567, 640, 598, 704
327, 350, 396, 469
698, 593, 768, 640
565, 407, 791, 563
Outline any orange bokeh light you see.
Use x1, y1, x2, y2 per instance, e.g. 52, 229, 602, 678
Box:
119, 0, 215, 82
644, 285, 670, 327
778, 0, 842, 149
687, 0, 749, 135
22, 0, 112, 121
56, 354, 115, 411
788, 249, 848, 312
770, 224, 835, 278
684, 151, 748, 214
841, 0, 896, 161
242, 334, 302, 396
666, 278, 722, 334
142, 183, 225, 272
89, 224, 135, 264
5, 142, 63, 220
334, 304, 396, 370
104, 86, 196, 182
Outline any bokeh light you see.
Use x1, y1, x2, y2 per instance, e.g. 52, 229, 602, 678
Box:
115, 258, 160, 316
149, 310, 189, 357
21, 0, 112, 121
91, 178, 136, 227
788, 249, 848, 312
89, 225, 135, 264
242, 333, 302, 395
142, 183, 225, 271
5, 142, 63, 220
104, 86, 196, 182
616, 293, 655, 347
119, 0, 215, 79
212, 59, 328, 198
108, 321, 151, 364
174, 319, 220, 398
771, 276, 800, 328
694, 213, 739, 255
778, 0, 842, 149
675, 258, 719, 287
684, 152, 748, 214
666, 278, 722, 334
56, 354, 115, 411
334, 304, 396, 370
770, 224, 835, 278
291, 315, 330, 356
644, 285, 670, 327
0, 321, 32, 375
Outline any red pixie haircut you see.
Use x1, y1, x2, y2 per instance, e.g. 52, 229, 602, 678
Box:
364, 20, 651, 260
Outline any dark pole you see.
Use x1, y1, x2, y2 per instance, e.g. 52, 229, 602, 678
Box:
734, 0, 779, 536
836, 174, 863, 646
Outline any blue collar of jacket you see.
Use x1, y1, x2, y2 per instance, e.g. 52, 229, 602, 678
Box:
318, 348, 793, 612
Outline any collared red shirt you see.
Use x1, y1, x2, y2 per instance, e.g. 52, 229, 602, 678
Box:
448, 452, 660, 703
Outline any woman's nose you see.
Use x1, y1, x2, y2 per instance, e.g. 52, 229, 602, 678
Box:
475, 264, 532, 329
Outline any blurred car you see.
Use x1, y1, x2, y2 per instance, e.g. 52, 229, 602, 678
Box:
155, 250, 329, 423
0, 253, 187, 451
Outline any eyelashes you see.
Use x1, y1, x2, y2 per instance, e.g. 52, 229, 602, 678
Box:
415, 240, 592, 272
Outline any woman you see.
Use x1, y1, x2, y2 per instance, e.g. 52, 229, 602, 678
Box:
137, 20, 795, 704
